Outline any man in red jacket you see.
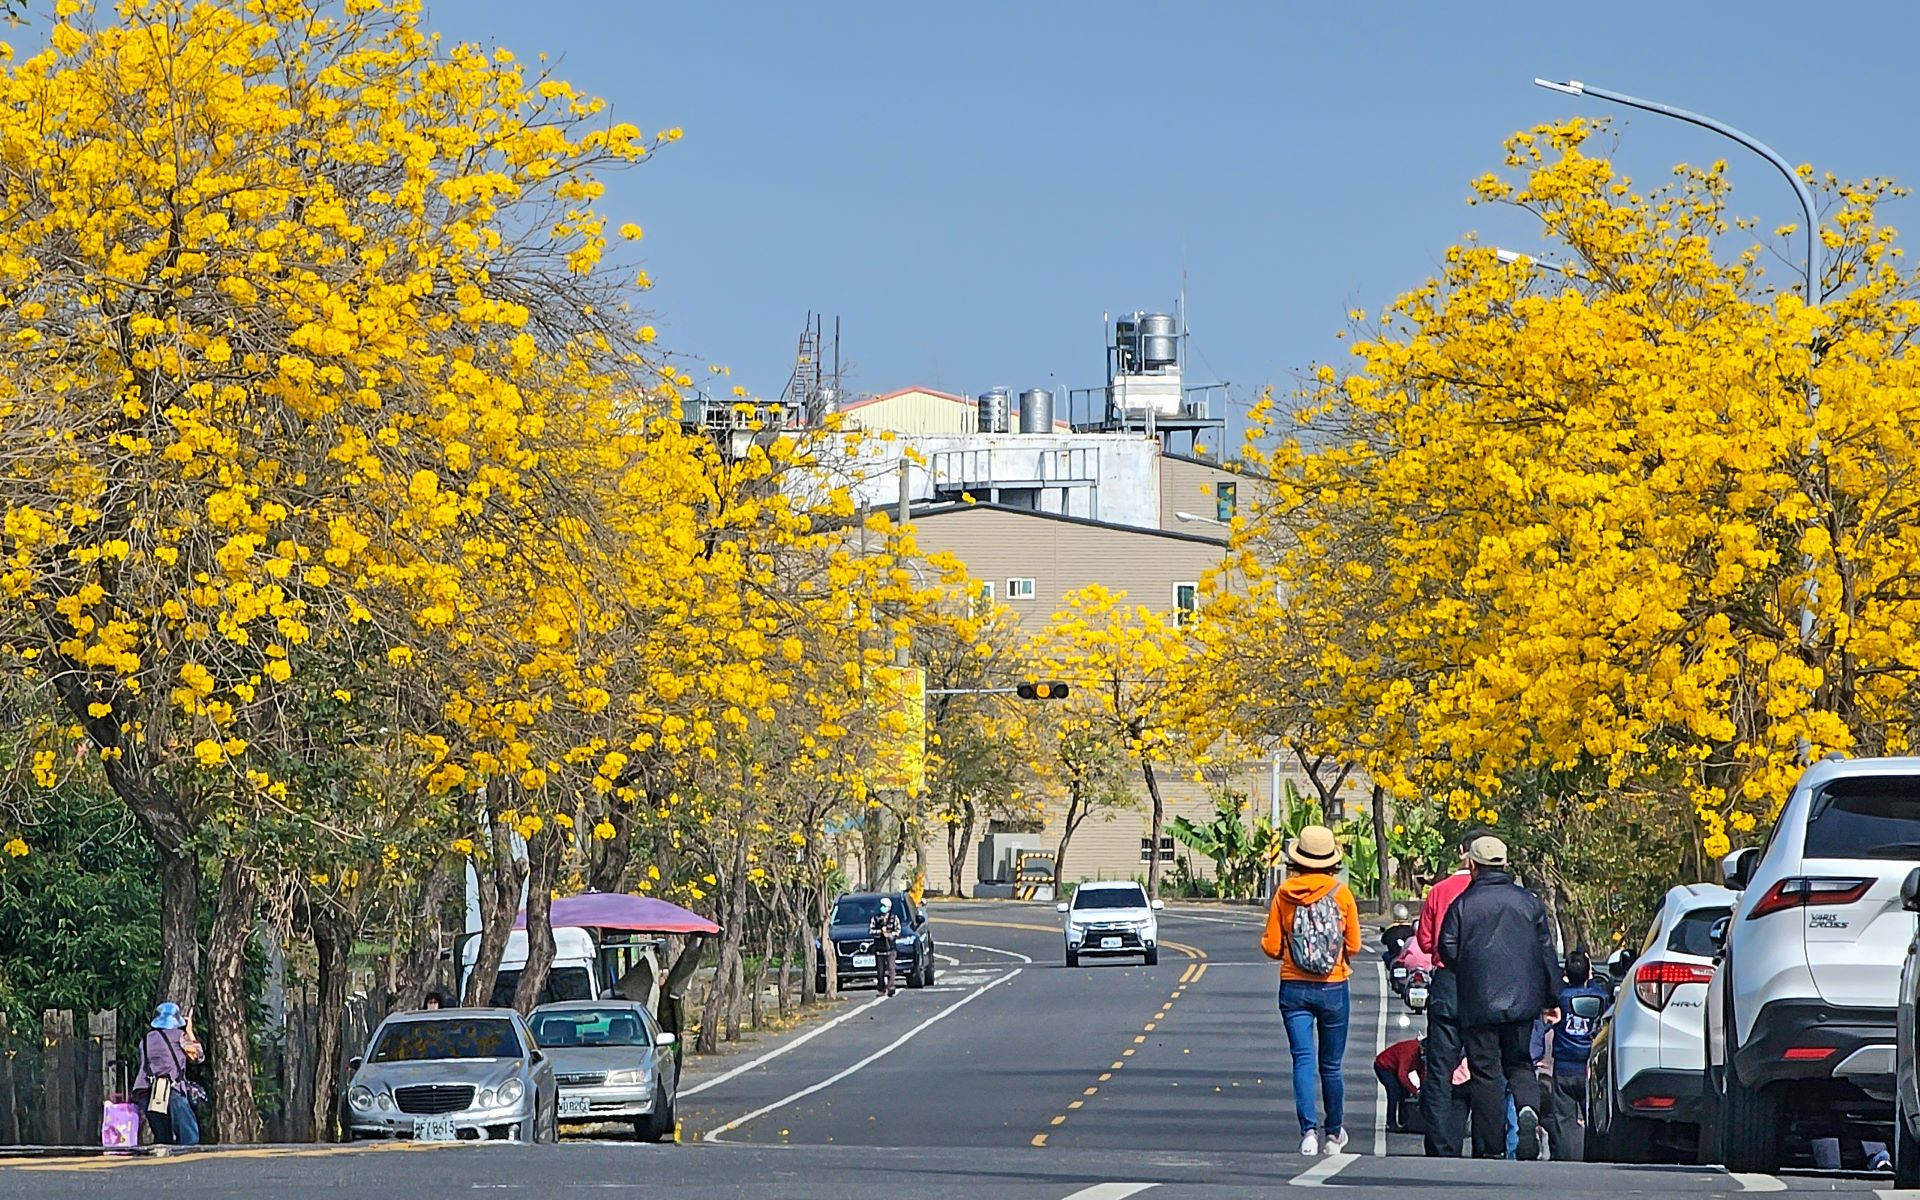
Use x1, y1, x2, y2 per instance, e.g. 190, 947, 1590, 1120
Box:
1416, 827, 1489, 1158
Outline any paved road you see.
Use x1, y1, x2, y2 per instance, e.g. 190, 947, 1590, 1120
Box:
1, 901, 1908, 1197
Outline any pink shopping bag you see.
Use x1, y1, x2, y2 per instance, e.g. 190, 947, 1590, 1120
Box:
101, 1100, 142, 1150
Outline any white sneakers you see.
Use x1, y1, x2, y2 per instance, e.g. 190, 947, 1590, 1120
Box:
1300, 1129, 1348, 1156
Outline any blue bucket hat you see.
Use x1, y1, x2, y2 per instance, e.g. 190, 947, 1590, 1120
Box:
151, 1002, 185, 1030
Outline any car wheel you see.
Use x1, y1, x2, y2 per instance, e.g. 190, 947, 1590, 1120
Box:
1583, 1074, 1610, 1163
1719, 1055, 1782, 1174
641, 1084, 676, 1143
1144, 948, 1159, 967
1897, 1092, 1920, 1187
1696, 1048, 1723, 1166
907, 955, 927, 989
1065, 947, 1079, 968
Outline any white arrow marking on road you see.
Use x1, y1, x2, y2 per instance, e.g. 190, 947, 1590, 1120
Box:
1058, 1185, 1158, 1200
703, 967, 1023, 1142
1728, 1174, 1787, 1192
1289, 1153, 1357, 1187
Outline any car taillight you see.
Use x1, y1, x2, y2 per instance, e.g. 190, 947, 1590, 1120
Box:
1745, 877, 1873, 920
1633, 960, 1715, 1011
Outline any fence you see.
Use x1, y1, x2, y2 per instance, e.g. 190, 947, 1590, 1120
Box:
1, 992, 390, 1147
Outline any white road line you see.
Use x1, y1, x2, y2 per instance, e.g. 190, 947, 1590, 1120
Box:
702, 968, 1022, 1142
682, 943, 1028, 1100
941, 940, 1036, 964
1728, 1173, 1787, 1192
1289, 1153, 1358, 1187
1875, 1190, 1920, 1199
1160, 909, 1264, 926
1059, 1185, 1158, 1200
1372, 959, 1388, 1158
678, 993, 887, 1098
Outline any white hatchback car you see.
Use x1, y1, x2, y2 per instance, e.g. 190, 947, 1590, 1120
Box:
1059, 881, 1164, 967
1587, 882, 1735, 1162
1704, 756, 1920, 1173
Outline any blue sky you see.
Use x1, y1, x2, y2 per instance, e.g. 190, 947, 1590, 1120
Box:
432, 2, 1917, 434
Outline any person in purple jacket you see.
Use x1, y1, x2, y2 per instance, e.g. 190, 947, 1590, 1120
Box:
133, 1002, 202, 1146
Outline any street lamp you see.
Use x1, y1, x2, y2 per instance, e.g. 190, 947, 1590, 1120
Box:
1494, 248, 1580, 276
1535, 76, 1825, 754
1174, 511, 1226, 527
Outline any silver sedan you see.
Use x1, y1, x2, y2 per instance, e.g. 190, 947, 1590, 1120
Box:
530, 1000, 680, 1142
343, 1008, 558, 1143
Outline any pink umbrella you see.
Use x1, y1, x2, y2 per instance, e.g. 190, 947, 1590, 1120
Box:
513, 891, 720, 937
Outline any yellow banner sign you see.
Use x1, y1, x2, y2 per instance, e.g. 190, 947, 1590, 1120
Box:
872, 665, 926, 796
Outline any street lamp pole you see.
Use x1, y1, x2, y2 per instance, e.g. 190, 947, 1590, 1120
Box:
1535, 78, 1826, 755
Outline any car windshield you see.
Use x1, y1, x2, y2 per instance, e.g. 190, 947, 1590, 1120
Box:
486, 966, 595, 1009
1074, 887, 1148, 910
832, 897, 899, 925
371, 1017, 522, 1063
1805, 777, 1920, 859
530, 1009, 652, 1049
1666, 908, 1731, 958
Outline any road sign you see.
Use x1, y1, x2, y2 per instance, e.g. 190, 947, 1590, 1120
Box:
872, 665, 926, 795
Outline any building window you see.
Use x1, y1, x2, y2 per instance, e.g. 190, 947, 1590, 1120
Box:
1140, 836, 1175, 864
972, 580, 995, 616
1174, 582, 1198, 626
1006, 577, 1036, 601
1215, 480, 1238, 523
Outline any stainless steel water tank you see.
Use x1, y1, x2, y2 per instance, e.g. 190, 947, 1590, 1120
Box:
977, 388, 1011, 433
1018, 388, 1054, 433
1140, 312, 1178, 369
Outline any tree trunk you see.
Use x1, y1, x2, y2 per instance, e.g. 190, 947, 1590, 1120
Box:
157, 843, 202, 1008
204, 858, 262, 1144
463, 812, 527, 1008
1369, 783, 1391, 915
1142, 758, 1166, 900
1053, 781, 1087, 892
388, 863, 457, 1010
947, 799, 976, 899
511, 827, 564, 1014
309, 906, 352, 1143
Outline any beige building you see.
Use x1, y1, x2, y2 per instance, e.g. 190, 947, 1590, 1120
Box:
838, 387, 1069, 436
909, 501, 1352, 892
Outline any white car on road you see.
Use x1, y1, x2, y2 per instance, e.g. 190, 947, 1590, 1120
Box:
1704, 756, 1920, 1173
1586, 882, 1734, 1162
1060, 881, 1164, 967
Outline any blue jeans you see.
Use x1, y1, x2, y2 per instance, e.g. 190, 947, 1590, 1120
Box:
1504, 1090, 1517, 1159
169, 1091, 200, 1146
1279, 980, 1350, 1136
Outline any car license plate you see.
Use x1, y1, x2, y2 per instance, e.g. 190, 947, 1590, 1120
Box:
412, 1114, 457, 1142
1100, 937, 1122, 949
558, 1095, 592, 1118
851, 954, 876, 968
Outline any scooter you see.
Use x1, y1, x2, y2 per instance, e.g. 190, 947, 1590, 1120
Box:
1404, 966, 1431, 1012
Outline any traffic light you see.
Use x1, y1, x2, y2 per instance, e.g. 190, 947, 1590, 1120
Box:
1016, 681, 1070, 701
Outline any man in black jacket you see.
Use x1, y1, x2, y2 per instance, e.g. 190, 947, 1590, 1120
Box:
1437, 835, 1562, 1161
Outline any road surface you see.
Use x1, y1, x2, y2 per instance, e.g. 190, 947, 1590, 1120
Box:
0, 901, 1902, 1197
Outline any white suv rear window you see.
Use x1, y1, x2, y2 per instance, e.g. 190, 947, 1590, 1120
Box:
1804, 777, 1920, 860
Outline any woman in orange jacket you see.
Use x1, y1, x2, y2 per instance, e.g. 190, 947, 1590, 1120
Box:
1261, 824, 1365, 1156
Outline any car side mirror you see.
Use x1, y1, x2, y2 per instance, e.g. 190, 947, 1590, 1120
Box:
1902, 867, 1920, 914
1606, 948, 1634, 976
1721, 847, 1757, 891
529, 1049, 544, 1064
1056, 902, 1069, 913
655, 1031, 677, 1048
1151, 899, 1165, 911
348, 1056, 363, 1073
1709, 915, 1731, 952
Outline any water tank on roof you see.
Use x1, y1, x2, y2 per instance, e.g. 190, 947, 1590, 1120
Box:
1018, 388, 1054, 434
1140, 312, 1178, 369
1114, 315, 1140, 372
977, 388, 1011, 433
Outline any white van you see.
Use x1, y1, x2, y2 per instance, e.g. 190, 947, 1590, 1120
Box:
459, 927, 663, 1011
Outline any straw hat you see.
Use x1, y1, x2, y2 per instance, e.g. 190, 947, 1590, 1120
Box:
1286, 824, 1342, 870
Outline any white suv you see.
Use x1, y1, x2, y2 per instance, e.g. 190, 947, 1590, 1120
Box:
1059, 881, 1163, 967
1704, 756, 1920, 1173
1587, 883, 1734, 1162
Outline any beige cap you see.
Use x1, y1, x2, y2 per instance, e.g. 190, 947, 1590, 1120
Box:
1467, 835, 1509, 868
